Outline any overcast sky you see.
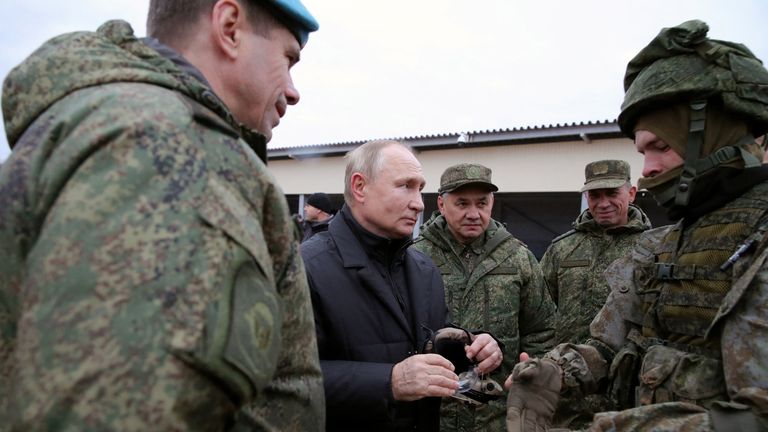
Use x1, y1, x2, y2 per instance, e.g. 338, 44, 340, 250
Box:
2, 0, 767, 162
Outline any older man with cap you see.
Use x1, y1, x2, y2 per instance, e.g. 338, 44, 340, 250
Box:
413, 163, 556, 432
538, 159, 651, 428
0, 0, 321, 430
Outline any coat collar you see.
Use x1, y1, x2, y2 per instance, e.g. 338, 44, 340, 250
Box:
328, 205, 437, 343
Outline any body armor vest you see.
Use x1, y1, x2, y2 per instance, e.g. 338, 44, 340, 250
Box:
631, 182, 768, 406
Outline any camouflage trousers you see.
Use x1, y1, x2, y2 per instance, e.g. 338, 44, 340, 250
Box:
553, 393, 615, 430
440, 397, 506, 431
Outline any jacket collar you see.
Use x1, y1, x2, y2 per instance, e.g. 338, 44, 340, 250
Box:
328, 205, 430, 342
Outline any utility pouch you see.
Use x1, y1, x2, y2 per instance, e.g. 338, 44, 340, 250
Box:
638, 345, 725, 407
607, 341, 641, 409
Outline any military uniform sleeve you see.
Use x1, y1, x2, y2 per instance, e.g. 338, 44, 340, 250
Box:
539, 244, 559, 306
238, 171, 325, 430
717, 254, 768, 429
518, 248, 556, 357
2, 84, 322, 430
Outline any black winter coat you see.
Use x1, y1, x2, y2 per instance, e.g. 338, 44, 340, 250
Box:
301, 209, 449, 431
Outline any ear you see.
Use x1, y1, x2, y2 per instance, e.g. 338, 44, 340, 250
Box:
628, 186, 637, 203
437, 194, 446, 215
350, 173, 367, 204
210, 0, 244, 60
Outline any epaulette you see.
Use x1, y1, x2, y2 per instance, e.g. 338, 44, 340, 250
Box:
550, 229, 577, 244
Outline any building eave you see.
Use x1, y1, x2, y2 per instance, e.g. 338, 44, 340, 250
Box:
267, 119, 622, 161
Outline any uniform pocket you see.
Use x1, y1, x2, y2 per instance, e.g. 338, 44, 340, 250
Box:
173, 177, 281, 404
669, 352, 724, 401
639, 345, 725, 405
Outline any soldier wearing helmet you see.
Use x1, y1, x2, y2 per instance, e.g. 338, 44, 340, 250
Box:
505, 20, 768, 431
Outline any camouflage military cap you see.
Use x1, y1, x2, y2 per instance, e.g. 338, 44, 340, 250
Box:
438, 163, 499, 194
580, 160, 630, 192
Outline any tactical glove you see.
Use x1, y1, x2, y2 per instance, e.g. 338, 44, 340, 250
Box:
506, 358, 563, 432
422, 325, 474, 373
422, 325, 504, 405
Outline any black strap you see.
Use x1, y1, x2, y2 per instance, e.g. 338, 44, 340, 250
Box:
676, 100, 708, 206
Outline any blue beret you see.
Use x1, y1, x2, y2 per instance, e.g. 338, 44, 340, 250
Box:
264, 0, 319, 46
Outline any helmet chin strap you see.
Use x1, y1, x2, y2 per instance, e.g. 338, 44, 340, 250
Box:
675, 100, 708, 206
645, 100, 763, 211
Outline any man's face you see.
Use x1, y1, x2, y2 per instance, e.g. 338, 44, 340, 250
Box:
586, 185, 636, 228
438, 186, 494, 244
635, 130, 685, 178
303, 203, 321, 222
356, 146, 426, 239
229, 24, 301, 141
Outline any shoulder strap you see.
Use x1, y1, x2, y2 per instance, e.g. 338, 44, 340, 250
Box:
550, 229, 577, 244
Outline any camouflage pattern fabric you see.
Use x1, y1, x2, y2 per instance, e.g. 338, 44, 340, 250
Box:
414, 213, 556, 432
548, 182, 768, 431
541, 204, 651, 345
619, 20, 768, 139
0, 20, 323, 431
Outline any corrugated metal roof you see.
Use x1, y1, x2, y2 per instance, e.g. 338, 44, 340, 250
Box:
268, 119, 621, 160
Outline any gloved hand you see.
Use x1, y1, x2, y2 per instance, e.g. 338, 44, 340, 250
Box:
423, 326, 473, 374
506, 358, 562, 432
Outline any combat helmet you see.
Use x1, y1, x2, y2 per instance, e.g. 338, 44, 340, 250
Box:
618, 20, 768, 208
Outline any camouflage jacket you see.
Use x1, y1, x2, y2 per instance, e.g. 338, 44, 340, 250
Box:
540, 204, 651, 345
548, 181, 768, 431
0, 20, 323, 431
414, 213, 556, 432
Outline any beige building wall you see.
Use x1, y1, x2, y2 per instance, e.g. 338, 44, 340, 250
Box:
269, 137, 643, 194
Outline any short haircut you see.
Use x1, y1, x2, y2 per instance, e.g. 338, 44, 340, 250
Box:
343, 140, 413, 205
147, 0, 280, 46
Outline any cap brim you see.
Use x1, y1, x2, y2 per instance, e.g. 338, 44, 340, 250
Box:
580, 179, 628, 192
440, 181, 499, 194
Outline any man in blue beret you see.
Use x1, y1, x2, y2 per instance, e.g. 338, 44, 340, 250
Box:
0, 0, 321, 430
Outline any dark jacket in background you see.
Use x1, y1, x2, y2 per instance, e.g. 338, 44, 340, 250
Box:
302, 205, 449, 431
301, 214, 335, 242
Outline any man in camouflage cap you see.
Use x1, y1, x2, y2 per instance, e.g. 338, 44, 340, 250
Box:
414, 163, 556, 432
539, 159, 651, 428
506, 20, 768, 432
0, 0, 322, 430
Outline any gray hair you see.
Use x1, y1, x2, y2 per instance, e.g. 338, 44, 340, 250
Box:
343, 140, 413, 205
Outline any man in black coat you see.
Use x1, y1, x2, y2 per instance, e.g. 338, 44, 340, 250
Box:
302, 140, 503, 431
301, 192, 336, 242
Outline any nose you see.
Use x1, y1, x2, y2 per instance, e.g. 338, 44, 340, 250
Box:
286, 74, 300, 106
409, 193, 424, 213
595, 195, 611, 209
642, 154, 662, 178
466, 205, 480, 219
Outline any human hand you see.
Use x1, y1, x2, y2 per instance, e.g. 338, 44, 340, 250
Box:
391, 354, 459, 401
505, 352, 529, 389
505, 357, 562, 432
465, 333, 503, 374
